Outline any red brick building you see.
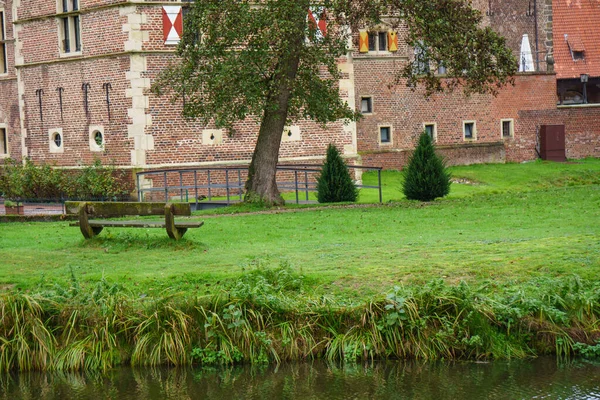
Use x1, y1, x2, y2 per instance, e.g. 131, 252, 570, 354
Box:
0, 0, 598, 180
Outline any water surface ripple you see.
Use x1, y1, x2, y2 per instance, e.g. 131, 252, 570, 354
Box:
1, 358, 599, 399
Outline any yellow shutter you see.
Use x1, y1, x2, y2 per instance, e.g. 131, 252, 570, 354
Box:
388, 31, 398, 52
359, 31, 369, 53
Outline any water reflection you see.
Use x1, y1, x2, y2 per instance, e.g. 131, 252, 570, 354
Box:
1, 358, 599, 400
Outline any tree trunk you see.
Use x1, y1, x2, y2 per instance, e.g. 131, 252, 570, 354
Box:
244, 4, 307, 206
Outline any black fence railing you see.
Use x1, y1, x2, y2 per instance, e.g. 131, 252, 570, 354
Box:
136, 164, 383, 207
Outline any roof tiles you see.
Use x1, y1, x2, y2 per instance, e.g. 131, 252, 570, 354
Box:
553, 0, 600, 79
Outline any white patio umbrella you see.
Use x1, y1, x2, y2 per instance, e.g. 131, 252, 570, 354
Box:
519, 34, 535, 72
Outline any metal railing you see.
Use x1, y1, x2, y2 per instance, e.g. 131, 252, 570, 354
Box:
136, 164, 383, 206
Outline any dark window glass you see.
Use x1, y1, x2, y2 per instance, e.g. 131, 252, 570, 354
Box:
0, 128, 7, 154
380, 127, 391, 143
62, 17, 70, 52
464, 122, 474, 139
0, 12, 6, 74
62, 0, 69, 13
425, 124, 435, 139
368, 33, 376, 51
53, 133, 62, 148
378, 32, 387, 51
73, 15, 81, 51
572, 51, 585, 60
361, 97, 372, 113
72, 0, 79, 11
94, 131, 103, 146
502, 121, 512, 138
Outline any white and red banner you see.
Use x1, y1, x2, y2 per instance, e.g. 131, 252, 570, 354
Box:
163, 6, 183, 45
308, 7, 327, 39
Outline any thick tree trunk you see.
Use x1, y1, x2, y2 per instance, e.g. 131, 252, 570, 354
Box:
244, 105, 289, 206
244, 6, 307, 206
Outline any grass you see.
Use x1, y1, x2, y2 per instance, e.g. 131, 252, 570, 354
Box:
0, 159, 599, 371
0, 159, 599, 298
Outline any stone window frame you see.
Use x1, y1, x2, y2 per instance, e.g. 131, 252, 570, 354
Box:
0, 8, 7, 75
89, 125, 105, 152
368, 31, 388, 53
360, 96, 373, 114
500, 118, 514, 139
378, 124, 393, 146
57, 0, 82, 57
423, 122, 437, 142
360, 26, 392, 56
49, 128, 64, 153
0, 124, 8, 157
463, 120, 477, 141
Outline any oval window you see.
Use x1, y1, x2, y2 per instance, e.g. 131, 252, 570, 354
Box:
53, 132, 62, 148
94, 130, 104, 147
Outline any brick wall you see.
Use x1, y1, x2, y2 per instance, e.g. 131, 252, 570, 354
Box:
355, 56, 599, 169
1, 0, 21, 160
17, 7, 128, 64
21, 56, 132, 166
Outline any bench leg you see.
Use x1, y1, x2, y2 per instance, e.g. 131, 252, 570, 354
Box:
167, 227, 187, 240
79, 205, 103, 239
81, 225, 103, 239
165, 203, 187, 240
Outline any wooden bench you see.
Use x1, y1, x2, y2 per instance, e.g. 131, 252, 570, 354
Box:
65, 201, 204, 240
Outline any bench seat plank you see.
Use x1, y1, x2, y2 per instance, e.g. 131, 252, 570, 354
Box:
69, 220, 204, 229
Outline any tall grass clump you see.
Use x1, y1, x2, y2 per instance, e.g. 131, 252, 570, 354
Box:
317, 144, 359, 203
0, 270, 599, 372
402, 132, 451, 201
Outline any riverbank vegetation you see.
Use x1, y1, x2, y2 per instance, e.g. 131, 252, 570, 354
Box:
1, 270, 599, 372
0, 159, 599, 371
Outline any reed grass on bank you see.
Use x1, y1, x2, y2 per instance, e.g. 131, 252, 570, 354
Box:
1, 267, 599, 372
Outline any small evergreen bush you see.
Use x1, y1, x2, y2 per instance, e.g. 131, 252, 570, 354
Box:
316, 144, 358, 203
402, 132, 451, 201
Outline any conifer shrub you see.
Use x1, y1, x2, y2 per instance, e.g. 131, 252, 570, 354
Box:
402, 132, 451, 201
316, 144, 359, 203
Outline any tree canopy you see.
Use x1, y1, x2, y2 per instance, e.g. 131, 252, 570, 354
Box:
153, 0, 518, 205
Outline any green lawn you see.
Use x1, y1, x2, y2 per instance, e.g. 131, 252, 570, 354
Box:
1, 159, 599, 298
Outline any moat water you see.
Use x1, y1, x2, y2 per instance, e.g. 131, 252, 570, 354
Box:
1, 358, 599, 399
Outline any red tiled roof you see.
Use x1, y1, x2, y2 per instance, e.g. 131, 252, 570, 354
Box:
553, 0, 600, 79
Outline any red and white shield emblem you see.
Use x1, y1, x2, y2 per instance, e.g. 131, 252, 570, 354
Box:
308, 7, 327, 39
163, 6, 183, 45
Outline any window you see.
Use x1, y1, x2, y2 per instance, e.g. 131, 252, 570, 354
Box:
360, 30, 398, 53
414, 41, 429, 74
572, 51, 585, 61
379, 126, 391, 144
89, 126, 105, 151
501, 119, 514, 139
566, 35, 585, 62
1, 10, 7, 74
59, 0, 81, 54
424, 123, 437, 142
463, 121, 476, 140
0, 127, 7, 156
368, 32, 388, 51
94, 131, 103, 146
49, 128, 64, 153
360, 97, 373, 114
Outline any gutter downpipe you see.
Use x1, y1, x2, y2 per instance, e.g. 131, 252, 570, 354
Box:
534, 0, 540, 71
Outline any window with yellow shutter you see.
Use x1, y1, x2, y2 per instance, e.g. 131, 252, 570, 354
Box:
360, 29, 398, 54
